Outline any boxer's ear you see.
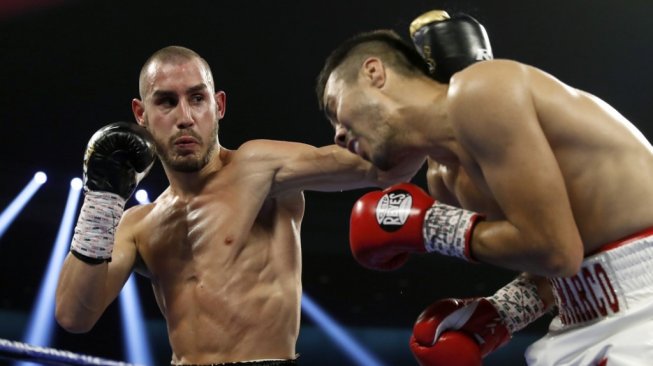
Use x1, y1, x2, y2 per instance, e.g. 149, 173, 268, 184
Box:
214, 91, 226, 119
132, 98, 145, 126
361, 57, 386, 88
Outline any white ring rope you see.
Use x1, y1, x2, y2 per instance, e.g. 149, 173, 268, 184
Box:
0, 338, 142, 366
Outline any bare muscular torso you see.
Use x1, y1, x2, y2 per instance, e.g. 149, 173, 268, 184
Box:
126, 149, 304, 364
428, 60, 653, 255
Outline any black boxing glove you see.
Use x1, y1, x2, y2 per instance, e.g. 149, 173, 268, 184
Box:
83, 121, 156, 199
70, 122, 156, 264
409, 10, 493, 82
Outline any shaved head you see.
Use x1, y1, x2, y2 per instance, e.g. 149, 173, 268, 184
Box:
139, 46, 215, 99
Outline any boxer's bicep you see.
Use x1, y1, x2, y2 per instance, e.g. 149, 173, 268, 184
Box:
279, 144, 376, 192
238, 139, 419, 196
240, 140, 375, 194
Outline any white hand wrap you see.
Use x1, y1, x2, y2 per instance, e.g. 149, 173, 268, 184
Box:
487, 274, 546, 333
422, 202, 481, 261
70, 191, 126, 262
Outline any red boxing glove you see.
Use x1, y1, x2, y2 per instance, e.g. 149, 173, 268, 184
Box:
410, 298, 510, 364
349, 183, 481, 270
410, 331, 482, 366
349, 183, 435, 270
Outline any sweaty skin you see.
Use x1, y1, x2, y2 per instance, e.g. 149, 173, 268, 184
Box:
325, 58, 653, 278
56, 56, 420, 364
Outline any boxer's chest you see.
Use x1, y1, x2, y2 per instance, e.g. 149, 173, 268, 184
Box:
438, 163, 504, 218
138, 187, 271, 274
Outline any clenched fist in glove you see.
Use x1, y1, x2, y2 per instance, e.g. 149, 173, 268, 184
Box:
410, 275, 547, 366
349, 182, 482, 270
410, 298, 509, 365
70, 122, 156, 264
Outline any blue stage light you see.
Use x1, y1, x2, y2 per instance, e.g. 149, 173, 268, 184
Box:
120, 274, 155, 366
134, 189, 149, 205
302, 293, 386, 366
18, 178, 83, 365
0, 172, 48, 240
70, 177, 83, 191
119, 192, 154, 365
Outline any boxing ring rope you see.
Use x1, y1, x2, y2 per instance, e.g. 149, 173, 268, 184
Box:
0, 338, 142, 366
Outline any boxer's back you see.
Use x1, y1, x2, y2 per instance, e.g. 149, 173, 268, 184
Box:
449, 60, 653, 252
530, 62, 653, 249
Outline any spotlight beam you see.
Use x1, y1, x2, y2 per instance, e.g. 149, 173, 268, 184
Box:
120, 190, 154, 365
301, 293, 386, 366
19, 178, 83, 365
119, 275, 154, 366
0, 172, 47, 240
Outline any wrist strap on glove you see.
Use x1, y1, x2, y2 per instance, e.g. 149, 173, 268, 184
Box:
487, 273, 547, 333
70, 191, 126, 264
422, 202, 481, 261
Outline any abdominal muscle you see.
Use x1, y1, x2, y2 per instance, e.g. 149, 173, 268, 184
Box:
163, 257, 301, 364
137, 194, 303, 365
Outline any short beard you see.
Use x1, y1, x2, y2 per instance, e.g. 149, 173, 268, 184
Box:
369, 140, 393, 171
147, 118, 219, 173
163, 144, 214, 172
366, 114, 395, 171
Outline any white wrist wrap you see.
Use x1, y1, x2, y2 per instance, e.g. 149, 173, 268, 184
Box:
487, 274, 546, 334
422, 202, 480, 261
71, 191, 126, 260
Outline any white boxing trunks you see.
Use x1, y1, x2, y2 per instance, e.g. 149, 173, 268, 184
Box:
525, 227, 653, 366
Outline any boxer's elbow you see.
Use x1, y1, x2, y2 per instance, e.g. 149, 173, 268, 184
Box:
536, 244, 583, 277
520, 227, 584, 277
55, 301, 96, 333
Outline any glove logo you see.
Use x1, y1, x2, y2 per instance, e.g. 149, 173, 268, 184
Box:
475, 48, 493, 61
375, 190, 412, 232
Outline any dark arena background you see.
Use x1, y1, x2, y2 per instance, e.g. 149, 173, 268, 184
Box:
1, 1, 652, 365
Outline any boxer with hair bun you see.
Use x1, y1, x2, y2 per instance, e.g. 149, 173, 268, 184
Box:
317, 9, 653, 366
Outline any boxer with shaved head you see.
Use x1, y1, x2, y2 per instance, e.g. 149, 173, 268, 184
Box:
55, 45, 419, 366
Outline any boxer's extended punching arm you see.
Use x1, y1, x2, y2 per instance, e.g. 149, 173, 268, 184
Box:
234, 140, 425, 197
56, 122, 155, 333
